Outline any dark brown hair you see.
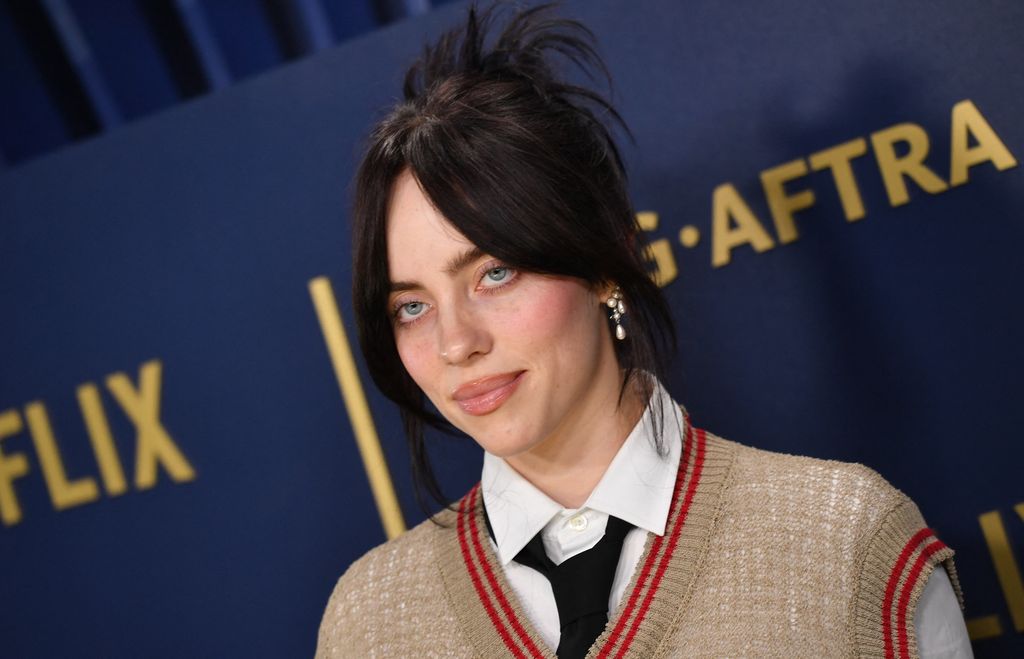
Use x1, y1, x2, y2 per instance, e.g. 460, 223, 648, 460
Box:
351, 2, 675, 512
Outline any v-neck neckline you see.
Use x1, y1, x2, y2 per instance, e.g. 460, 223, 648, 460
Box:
435, 421, 737, 658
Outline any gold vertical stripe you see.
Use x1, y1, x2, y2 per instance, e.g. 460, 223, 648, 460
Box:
965, 615, 1002, 640
309, 276, 406, 539
979, 510, 1024, 632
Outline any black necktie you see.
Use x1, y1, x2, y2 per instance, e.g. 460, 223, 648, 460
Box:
513, 515, 633, 659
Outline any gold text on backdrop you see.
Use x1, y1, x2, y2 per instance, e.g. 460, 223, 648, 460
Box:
700, 99, 1018, 267
0, 359, 195, 526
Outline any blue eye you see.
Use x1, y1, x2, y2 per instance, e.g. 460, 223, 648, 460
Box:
396, 301, 428, 323
483, 267, 510, 285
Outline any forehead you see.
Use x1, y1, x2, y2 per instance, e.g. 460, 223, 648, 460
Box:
386, 170, 476, 280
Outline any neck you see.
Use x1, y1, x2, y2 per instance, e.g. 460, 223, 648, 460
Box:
505, 372, 646, 508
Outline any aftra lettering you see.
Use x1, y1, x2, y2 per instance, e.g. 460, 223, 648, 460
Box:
0, 359, 195, 526
712, 99, 1018, 267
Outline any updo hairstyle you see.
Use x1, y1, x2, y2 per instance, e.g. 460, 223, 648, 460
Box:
351, 3, 676, 511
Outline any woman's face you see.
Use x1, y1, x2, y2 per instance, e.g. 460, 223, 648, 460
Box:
385, 170, 623, 460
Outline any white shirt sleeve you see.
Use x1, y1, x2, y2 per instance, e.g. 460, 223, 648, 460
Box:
914, 568, 973, 658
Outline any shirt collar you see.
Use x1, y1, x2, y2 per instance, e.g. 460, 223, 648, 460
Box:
480, 381, 685, 565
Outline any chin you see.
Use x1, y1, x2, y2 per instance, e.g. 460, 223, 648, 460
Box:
470, 427, 541, 460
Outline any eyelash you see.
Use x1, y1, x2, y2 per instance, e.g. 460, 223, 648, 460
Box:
479, 264, 516, 290
391, 263, 519, 327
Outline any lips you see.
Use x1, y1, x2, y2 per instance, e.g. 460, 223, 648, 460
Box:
452, 371, 525, 416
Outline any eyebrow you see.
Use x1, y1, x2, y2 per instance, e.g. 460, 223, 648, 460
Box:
444, 246, 485, 276
389, 246, 485, 294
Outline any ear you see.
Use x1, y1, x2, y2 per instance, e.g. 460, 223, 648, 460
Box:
596, 280, 618, 304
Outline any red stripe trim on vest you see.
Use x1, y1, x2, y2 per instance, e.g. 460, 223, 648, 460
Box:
613, 426, 706, 659
896, 538, 948, 659
615, 427, 707, 658
882, 528, 934, 659
597, 418, 698, 658
465, 485, 547, 659
456, 487, 527, 658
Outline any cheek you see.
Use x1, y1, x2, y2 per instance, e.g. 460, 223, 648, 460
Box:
395, 332, 437, 390
505, 279, 600, 346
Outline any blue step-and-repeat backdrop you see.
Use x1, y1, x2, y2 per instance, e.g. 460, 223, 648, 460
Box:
1, 1, 1022, 656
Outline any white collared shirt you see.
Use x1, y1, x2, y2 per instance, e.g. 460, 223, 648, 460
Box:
480, 384, 972, 657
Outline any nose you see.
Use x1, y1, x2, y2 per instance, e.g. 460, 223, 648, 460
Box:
437, 303, 491, 365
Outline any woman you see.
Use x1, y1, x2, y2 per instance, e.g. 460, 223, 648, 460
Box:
317, 4, 970, 657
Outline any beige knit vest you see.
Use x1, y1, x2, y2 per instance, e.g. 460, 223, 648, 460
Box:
316, 424, 962, 658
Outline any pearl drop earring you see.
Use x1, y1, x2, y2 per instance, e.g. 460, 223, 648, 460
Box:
606, 288, 626, 340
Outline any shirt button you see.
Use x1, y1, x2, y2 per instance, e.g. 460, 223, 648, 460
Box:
568, 514, 588, 532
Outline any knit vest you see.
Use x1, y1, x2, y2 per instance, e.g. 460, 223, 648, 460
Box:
316, 425, 962, 658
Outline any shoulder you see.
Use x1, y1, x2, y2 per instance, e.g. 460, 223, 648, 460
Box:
315, 510, 458, 658
719, 434, 906, 507
707, 432, 962, 657
713, 433, 939, 552
710, 433, 919, 537
330, 512, 443, 597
